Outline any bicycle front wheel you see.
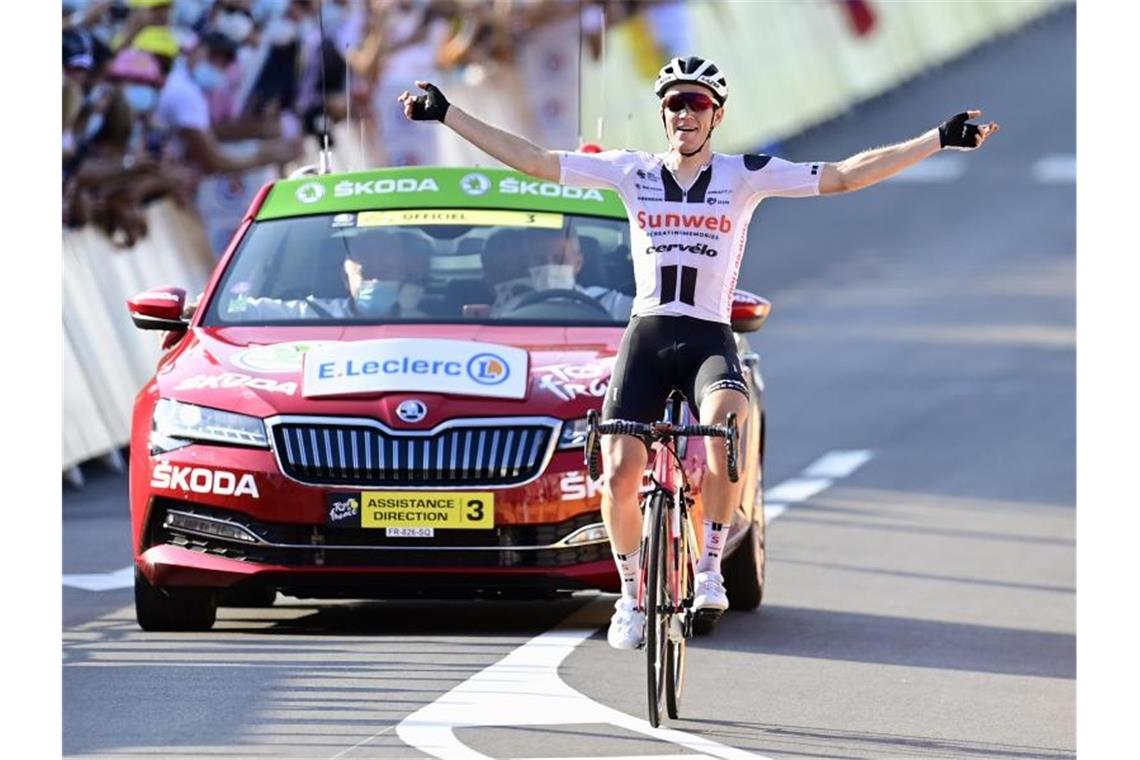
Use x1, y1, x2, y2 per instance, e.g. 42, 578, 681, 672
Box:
665, 507, 696, 719
644, 490, 670, 728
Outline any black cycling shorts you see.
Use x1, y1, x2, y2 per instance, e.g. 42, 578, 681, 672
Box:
603, 314, 748, 424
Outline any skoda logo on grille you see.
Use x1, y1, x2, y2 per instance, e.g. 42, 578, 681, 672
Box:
396, 399, 428, 423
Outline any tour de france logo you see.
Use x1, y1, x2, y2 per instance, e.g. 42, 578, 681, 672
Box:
295, 182, 326, 204
466, 353, 509, 385
459, 172, 491, 197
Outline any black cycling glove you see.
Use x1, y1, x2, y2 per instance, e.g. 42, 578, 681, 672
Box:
938, 112, 980, 149
409, 83, 450, 123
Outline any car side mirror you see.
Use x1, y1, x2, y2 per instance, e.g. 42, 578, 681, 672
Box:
730, 290, 772, 333
127, 287, 189, 332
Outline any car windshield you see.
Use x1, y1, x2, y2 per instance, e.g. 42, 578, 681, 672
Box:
202, 209, 635, 326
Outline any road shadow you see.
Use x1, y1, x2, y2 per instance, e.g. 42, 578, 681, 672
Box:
689, 718, 1075, 760
705, 604, 1074, 679
236, 594, 594, 635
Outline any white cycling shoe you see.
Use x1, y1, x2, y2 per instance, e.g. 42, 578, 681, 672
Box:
607, 596, 646, 650
694, 570, 729, 623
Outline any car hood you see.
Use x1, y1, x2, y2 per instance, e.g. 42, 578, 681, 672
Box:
156, 324, 623, 427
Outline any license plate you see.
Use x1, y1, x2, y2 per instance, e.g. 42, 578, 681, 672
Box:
386, 527, 434, 538
326, 491, 494, 529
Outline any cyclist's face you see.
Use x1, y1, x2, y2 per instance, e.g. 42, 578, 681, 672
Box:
662, 84, 723, 153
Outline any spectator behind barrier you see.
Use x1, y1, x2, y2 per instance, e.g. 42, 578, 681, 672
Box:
153, 28, 302, 176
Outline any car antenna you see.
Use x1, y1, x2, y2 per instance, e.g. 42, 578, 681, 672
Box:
576, 0, 582, 147
317, 0, 333, 174
597, 1, 606, 144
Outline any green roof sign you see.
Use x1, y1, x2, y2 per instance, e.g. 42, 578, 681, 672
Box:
257, 166, 628, 220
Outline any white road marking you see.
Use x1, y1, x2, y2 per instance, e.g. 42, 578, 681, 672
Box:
1032, 154, 1076, 183
62, 566, 134, 591
886, 155, 965, 182
516, 757, 716, 760
396, 598, 775, 760
764, 477, 832, 504
803, 449, 876, 479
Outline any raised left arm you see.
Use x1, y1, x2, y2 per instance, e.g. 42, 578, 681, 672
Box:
819, 110, 1000, 195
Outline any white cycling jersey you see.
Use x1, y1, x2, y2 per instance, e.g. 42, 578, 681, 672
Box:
556, 150, 821, 324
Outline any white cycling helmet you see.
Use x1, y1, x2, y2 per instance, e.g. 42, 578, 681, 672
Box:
654, 55, 729, 106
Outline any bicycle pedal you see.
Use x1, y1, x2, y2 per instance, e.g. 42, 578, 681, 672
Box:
692, 608, 724, 636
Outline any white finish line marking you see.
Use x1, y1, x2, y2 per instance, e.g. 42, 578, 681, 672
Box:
62, 566, 133, 591
397, 449, 874, 760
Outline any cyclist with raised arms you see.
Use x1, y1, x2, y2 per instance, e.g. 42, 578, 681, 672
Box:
399, 56, 999, 649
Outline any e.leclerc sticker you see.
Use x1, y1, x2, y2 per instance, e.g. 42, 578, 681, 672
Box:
302, 339, 528, 399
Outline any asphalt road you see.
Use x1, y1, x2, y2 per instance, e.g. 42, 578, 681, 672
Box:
63, 7, 1075, 758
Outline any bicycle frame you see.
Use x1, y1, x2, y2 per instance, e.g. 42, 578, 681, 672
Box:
635, 400, 698, 627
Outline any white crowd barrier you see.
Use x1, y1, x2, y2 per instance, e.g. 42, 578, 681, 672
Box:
62, 200, 215, 470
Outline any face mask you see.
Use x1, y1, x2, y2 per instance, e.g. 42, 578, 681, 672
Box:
251, 0, 289, 25
63, 130, 77, 153
217, 12, 255, 44
192, 61, 226, 92
123, 83, 159, 114
320, 3, 346, 31
397, 283, 425, 314
264, 17, 297, 45
173, 0, 207, 29
356, 280, 401, 315
529, 264, 576, 291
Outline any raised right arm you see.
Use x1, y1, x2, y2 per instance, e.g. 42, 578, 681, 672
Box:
398, 81, 560, 182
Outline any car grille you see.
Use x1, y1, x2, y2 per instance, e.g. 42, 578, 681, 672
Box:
269, 417, 558, 487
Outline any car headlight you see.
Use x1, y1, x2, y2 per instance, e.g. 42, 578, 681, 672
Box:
151, 398, 269, 454
558, 417, 590, 450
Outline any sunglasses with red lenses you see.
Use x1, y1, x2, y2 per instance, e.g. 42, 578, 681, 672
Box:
662, 91, 716, 113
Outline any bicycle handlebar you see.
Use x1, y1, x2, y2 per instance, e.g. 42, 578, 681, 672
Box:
592, 419, 730, 440
585, 409, 740, 484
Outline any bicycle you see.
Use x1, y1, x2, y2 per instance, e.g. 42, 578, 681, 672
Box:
584, 391, 739, 727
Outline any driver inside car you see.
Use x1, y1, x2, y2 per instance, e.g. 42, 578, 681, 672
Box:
484, 226, 633, 320
227, 231, 430, 320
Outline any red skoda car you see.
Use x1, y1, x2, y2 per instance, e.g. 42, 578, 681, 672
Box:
127, 166, 769, 630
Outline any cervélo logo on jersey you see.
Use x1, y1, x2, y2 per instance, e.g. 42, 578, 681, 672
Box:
645, 242, 718, 257
636, 210, 732, 233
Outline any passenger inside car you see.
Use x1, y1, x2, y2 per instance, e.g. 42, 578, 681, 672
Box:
482, 226, 633, 320
223, 230, 431, 320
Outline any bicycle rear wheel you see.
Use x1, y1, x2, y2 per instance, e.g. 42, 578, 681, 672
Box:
644, 491, 670, 728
